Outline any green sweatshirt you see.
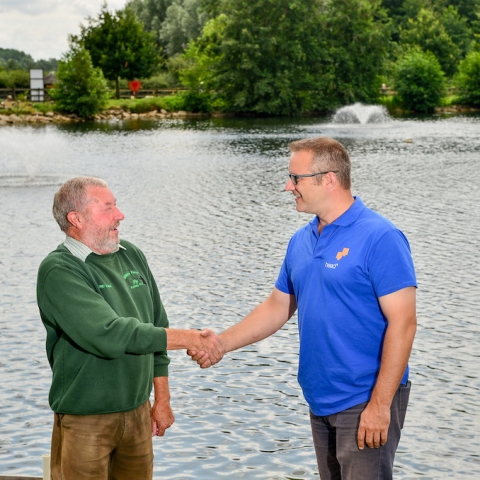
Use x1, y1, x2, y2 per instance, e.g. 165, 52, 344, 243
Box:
36, 239, 169, 415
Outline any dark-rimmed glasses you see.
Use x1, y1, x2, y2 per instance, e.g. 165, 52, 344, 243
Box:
288, 170, 339, 185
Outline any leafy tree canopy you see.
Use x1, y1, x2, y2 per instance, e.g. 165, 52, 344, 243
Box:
127, 0, 173, 47
393, 47, 446, 113
73, 2, 161, 97
399, 7, 462, 76
320, 0, 392, 106
181, 0, 390, 115
0, 47, 58, 71
454, 50, 480, 105
49, 46, 110, 117
160, 0, 209, 56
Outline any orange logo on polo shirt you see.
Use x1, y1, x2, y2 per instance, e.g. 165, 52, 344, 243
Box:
336, 248, 349, 261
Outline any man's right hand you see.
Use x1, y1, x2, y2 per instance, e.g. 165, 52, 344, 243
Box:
188, 328, 224, 368
165, 328, 224, 366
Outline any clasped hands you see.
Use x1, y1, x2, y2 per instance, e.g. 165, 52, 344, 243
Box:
188, 328, 224, 368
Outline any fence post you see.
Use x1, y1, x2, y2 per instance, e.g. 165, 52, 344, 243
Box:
42, 454, 50, 480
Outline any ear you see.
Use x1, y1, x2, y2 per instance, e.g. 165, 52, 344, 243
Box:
66, 211, 82, 229
324, 171, 337, 189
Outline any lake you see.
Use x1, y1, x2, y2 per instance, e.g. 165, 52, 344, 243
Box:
0, 107, 479, 479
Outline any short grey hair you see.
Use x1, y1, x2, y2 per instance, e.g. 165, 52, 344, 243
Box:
53, 176, 108, 232
289, 137, 351, 189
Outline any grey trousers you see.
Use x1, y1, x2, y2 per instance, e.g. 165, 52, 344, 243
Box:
310, 382, 411, 480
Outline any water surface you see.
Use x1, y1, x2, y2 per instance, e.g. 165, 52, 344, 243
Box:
0, 111, 479, 479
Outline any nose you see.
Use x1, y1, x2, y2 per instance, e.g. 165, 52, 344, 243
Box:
285, 178, 296, 192
115, 207, 125, 221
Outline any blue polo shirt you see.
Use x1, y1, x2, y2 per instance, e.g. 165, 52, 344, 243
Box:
275, 197, 417, 416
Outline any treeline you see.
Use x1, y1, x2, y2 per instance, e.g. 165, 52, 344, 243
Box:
5, 0, 480, 116
0, 48, 58, 91
0, 48, 58, 89
128, 0, 480, 113
0, 48, 58, 71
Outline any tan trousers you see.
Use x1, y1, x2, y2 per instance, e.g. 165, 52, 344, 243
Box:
50, 400, 153, 480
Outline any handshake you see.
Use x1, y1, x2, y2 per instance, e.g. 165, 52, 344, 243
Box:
166, 328, 225, 368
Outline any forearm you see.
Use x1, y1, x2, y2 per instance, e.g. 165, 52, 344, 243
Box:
152, 376, 174, 436
370, 316, 416, 408
220, 289, 296, 354
166, 328, 203, 350
153, 375, 170, 403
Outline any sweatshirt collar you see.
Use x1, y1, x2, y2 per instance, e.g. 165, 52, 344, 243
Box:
64, 235, 125, 262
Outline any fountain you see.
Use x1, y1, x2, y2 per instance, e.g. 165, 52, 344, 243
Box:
0, 173, 69, 188
331, 102, 391, 124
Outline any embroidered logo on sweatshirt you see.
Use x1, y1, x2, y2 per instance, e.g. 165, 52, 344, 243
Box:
123, 270, 146, 289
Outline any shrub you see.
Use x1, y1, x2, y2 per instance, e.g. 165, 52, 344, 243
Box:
107, 96, 174, 113
50, 46, 111, 117
161, 94, 186, 111
177, 90, 213, 113
141, 73, 177, 89
0, 69, 30, 89
393, 48, 446, 113
454, 51, 480, 106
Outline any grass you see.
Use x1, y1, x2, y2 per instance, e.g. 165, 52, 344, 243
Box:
107, 95, 185, 113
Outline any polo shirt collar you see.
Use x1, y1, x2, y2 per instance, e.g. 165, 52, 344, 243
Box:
309, 196, 366, 231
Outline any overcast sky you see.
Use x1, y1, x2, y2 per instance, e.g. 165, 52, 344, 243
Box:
0, 0, 127, 60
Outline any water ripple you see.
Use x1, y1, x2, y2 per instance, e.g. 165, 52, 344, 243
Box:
0, 114, 479, 478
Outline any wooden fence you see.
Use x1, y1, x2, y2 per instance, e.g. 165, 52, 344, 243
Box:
0, 88, 52, 101
118, 88, 187, 99
0, 88, 185, 102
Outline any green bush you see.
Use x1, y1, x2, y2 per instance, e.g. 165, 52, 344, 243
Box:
454, 51, 480, 106
177, 90, 213, 113
161, 94, 186, 111
393, 48, 446, 113
141, 73, 177, 89
0, 69, 30, 88
50, 46, 111, 117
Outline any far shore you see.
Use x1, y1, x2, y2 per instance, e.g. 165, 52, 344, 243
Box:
1, 98, 479, 126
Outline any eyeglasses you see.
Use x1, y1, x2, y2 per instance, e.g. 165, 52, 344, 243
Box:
288, 170, 339, 185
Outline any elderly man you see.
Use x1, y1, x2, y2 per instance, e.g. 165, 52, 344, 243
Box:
37, 176, 222, 480
192, 137, 417, 480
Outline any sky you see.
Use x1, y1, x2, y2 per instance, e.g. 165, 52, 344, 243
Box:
0, 0, 127, 60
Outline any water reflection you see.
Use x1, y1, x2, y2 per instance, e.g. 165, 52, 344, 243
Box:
0, 114, 479, 479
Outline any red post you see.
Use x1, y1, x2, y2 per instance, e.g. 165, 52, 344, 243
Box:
128, 80, 142, 98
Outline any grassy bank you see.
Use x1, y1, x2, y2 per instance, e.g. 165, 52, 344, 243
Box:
1, 94, 479, 123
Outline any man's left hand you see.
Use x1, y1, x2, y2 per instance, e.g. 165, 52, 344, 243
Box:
357, 401, 390, 449
151, 398, 175, 437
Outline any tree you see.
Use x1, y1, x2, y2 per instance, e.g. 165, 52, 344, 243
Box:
49, 46, 110, 117
186, 0, 331, 115
0, 47, 58, 71
159, 0, 209, 56
0, 69, 30, 89
181, 0, 390, 116
0, 48, 34, 70
74, 3, 161, 98
454, 50, 480, 105
446, 0, 480, 26
127, 0, 173, 48
393, 47, 446, 113
441, 5, 473, 58
320, 0, 392, 106
399, 7, 463, 76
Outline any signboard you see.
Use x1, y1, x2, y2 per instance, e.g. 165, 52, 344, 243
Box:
30, 69, 44, 102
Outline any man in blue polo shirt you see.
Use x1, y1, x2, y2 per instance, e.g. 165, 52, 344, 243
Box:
190, 136, 417, 480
